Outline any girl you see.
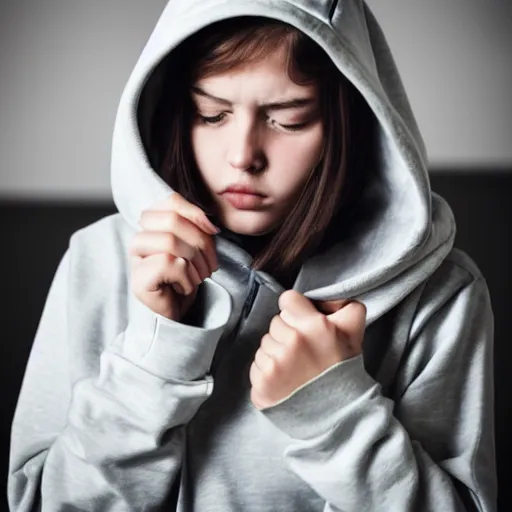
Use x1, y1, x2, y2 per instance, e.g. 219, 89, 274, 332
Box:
9, 1, 496, 511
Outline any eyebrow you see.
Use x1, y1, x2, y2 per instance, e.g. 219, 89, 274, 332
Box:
191, 86, 316, 111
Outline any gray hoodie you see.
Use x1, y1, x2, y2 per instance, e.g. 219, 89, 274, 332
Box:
8, 1, 496, 511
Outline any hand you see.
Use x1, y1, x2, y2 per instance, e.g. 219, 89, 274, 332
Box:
250, 290, 367, 410
130, 193, 219, 321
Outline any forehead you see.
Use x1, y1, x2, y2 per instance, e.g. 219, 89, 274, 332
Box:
194, 49, 319, 104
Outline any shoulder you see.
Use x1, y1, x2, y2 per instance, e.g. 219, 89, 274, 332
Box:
69, 212, 133, 253
409, 247, 491, 341
63, 212, 135, 313
67, 212, 133, 276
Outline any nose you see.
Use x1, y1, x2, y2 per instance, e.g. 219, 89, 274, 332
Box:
227, 118, 267, 174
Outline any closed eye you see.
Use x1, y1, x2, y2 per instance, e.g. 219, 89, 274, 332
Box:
277, 121, 309, 132
197, 112, 310, 132
199, 113, 227, 125
268, 118, 310, 133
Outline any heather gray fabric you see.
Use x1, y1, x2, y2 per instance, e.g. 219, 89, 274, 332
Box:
9, 1, 496, 510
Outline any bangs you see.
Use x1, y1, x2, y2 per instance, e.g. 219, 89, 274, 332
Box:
187, 17, 331, 85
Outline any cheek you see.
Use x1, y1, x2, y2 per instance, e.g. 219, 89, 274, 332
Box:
301, 123, 325, 164
269, 127, 324, 193
191, 129, 209, 163
191, 128, 221, 182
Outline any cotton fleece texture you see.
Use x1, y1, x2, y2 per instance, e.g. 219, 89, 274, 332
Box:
9, 0, 496, 511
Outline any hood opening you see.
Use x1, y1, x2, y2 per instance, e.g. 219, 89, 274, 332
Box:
110, 1, 454, 313
136, 16, 388, 253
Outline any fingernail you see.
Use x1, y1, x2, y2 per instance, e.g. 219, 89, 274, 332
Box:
203, 216, 220, 234
209, 224, 221, 235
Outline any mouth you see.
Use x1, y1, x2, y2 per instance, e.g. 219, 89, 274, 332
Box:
220, 185, 267, 210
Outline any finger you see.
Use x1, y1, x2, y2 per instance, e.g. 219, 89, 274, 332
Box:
130, 231, 197, 261
260, 333, 286, 362
130, 229, 215, 278
135, 253, 197, 295
190, 251, 213, 283
278, 290, 318, 328
253, 347, 275, 377
180, 257, 203, 288
249, 362, 266, 409
328, 301, 367, 336
138, 210, 218, 273
249, 360, 260, 387
151, 193, 219, 235
268, 315, 297, 347
130, 233, 211, 284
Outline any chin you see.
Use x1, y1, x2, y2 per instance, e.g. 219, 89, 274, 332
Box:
220, 211, 277, 236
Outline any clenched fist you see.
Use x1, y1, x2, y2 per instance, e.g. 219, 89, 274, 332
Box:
129, 193, 219, 321
250, 290, 367, 409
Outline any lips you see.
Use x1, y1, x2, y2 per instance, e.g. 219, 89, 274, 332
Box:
220, 185, 267, 210
222, 185, 265, 196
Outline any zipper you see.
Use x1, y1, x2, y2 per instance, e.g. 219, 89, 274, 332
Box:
210, 269, 261, 373
241, 270, 260, 319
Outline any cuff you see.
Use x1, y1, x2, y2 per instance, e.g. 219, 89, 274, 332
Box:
120, 278, 232, 380
261, 355, 378, 440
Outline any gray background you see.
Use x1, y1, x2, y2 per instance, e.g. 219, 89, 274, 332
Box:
0, 0, 511, 201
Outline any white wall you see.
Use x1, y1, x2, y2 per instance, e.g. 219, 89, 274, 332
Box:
366, 0, 512, 168
1, 0, 511, 200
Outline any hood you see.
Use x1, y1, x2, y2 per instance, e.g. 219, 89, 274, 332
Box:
110, 0, 455, 323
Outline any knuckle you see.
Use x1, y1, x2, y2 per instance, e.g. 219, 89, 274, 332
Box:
165, 211, 179, 231
278, 290, 293, 309
163, 233, 178, 253
129, 231, 144, 250
249, 362, 260, 386
262, 357, 277, 378
273, 345, 289, 366
287, 330, 302, 351
157, 252, 174, 266
317, 313, 331, 332
168, 192, 181, 205
193, 260, 209, 280
151, 253, 173, 275
195, 236, 208, 254
174, 256, 188, 270
261, 333, 272, 348
269, 315, 280, 333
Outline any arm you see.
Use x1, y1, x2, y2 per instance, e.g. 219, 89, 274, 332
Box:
260, 277, 496, 511
8, 249, 231, 511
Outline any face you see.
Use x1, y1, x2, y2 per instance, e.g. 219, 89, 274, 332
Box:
190, 48, 324, 236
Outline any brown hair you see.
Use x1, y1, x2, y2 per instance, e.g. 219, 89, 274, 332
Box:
151, 17, 357, 282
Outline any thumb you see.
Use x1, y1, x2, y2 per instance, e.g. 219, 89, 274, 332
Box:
279, 289, 318, 317
327, 300, 367, 339
278, 290, 319, 329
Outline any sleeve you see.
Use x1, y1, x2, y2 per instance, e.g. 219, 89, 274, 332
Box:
8, 249, 232, 511
261, 277, 496, 512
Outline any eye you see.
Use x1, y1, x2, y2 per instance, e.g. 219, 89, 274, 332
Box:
279, 121, 309, 132
198, 113, 227, 125
268, 118, 309, 133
